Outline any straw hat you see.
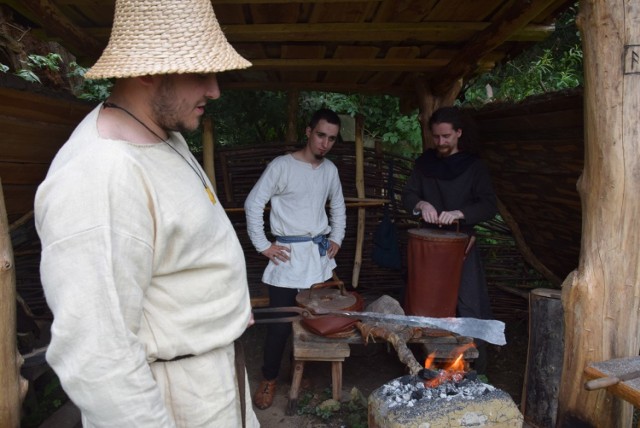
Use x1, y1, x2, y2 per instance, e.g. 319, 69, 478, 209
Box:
85, 0, 251, 79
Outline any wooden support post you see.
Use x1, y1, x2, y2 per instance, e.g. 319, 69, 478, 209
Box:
202, 117, 217, 193
286, 90, 300, 143
556, 2, 640, 427
351, 115, 365, 288
415, 77, 462, 150
0, 179, 28, 428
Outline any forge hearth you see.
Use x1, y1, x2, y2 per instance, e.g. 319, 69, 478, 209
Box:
368, 374, 523, 427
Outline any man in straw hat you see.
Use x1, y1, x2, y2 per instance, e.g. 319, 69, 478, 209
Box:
34, 1, 258, 427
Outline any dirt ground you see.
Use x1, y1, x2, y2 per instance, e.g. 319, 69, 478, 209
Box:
241, 316, 529, 428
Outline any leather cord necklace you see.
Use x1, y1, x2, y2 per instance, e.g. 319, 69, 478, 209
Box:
103, 101, 216, 204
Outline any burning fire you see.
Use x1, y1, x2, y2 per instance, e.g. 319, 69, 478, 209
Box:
422, 343, 476, 388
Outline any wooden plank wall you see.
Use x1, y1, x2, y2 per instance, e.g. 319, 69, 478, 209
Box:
0, 78, 94, 223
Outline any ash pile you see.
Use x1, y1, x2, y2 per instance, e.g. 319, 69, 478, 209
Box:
368, 370, 523, 428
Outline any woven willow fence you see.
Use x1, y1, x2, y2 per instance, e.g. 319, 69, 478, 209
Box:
10, 141, 552, 335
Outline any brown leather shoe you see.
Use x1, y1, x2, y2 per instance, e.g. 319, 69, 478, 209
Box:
253, 379, 277, 410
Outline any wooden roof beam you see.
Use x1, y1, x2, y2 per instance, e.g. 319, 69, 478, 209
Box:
80, 22, 554, 43
222, 22, 554, 43
248, 57, 493, 71
218, 79, 410, 96
213, 0, 373, 3
6, 0, 103, 60
429, 0, 560, 97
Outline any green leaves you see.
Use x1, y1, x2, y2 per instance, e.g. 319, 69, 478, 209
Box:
461, 4, 582, 107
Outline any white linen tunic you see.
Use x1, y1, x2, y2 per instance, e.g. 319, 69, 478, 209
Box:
35, 105, 259, 428
244, 154, 346, 288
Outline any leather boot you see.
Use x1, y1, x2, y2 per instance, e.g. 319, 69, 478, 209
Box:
253, 379, 277, 410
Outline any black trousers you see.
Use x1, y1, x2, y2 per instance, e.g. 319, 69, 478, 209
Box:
456, 245, 492, 374
261, 285, 299, 381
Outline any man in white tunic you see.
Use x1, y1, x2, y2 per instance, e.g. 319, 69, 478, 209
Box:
245, 109, 347, 409
34, 1, 259, 427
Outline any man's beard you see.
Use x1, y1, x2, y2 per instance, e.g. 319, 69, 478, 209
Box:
151, 78, 199, 133
436, 146, 453, 157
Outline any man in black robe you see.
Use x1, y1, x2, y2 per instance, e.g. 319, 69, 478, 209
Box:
402, 106, 497, 373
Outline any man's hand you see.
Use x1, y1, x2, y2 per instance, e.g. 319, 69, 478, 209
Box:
416, 201, 438, 223
437, 210, 464, 225
261, 243, 290, 265
327, 240, 340, 259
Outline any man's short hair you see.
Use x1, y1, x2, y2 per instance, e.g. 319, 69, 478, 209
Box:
308, 108, 341, 129
428, 106, 463, 131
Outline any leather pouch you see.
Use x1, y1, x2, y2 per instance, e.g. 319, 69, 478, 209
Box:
296, 278, 363, 338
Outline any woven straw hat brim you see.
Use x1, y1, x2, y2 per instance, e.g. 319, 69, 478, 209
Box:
85, 0, 251, 80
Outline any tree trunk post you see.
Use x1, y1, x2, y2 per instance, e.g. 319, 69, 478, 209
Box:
0, 179, 27, 427
557, 2, 640, 426
415, 77, 463, 150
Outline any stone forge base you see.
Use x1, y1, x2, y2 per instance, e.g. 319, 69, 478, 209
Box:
368, 379, 523, 428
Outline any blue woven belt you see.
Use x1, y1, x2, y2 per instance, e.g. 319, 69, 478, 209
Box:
276, 234, 330, 256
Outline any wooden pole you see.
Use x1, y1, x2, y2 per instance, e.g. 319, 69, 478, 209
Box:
351, 114, 365, 288
557, 2, 640, 426
286, 90, 300, 143
202, 117, 217, 193
0, 179, 27, 427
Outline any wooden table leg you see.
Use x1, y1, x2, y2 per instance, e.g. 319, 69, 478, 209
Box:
331, 361, 342, 401
287, 360, 305, 415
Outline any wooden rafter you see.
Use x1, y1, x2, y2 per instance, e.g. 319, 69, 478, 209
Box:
430, 0, 560, 96
219, 22, 554, 43
74, 22, 554, 44
6, 0, 102, 60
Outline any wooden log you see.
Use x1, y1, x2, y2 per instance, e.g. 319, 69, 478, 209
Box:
0, 179, 28, 427
351, 115, 365, 288
557, 3, 640, 426
357, 321, 423, 375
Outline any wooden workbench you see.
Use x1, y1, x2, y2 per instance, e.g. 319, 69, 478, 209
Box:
584, 356, 640, 407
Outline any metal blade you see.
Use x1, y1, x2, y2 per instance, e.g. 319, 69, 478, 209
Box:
315, 310, 506, 346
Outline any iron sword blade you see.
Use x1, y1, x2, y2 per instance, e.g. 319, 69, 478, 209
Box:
313, 310, 506, 346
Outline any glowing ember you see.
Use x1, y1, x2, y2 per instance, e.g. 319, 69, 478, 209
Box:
422, 343, 476, 388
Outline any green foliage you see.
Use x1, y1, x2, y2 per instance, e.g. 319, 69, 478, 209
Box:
0, 63, 9, 73
203, 90, 288, 147
201, 90, 423, 155
67, 62, 113, 101
461, 4, 582, 107
13, 53, 64, 84
296, 387, 368, 426
299, 91, 422, 155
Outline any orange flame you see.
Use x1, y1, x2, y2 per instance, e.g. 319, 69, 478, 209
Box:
422, 343, 476, 388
